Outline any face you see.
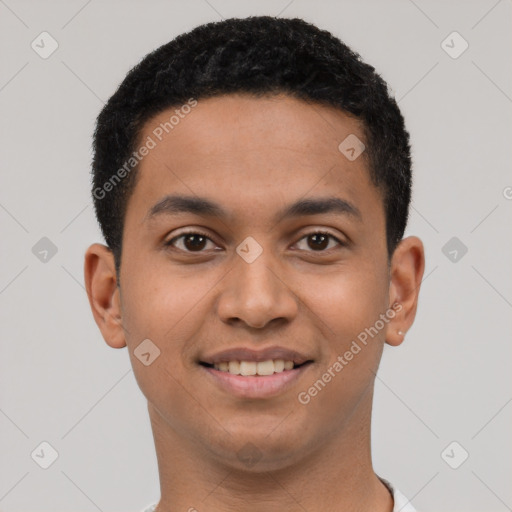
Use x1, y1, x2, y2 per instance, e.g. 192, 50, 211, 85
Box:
85, 93, 424, 471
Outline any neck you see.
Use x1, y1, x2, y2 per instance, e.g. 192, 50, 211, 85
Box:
148, 388, 393, 512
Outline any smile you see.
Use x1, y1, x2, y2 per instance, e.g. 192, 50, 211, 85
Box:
199, 360, 313, 399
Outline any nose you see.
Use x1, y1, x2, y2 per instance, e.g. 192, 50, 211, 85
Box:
216, 249, 298, 329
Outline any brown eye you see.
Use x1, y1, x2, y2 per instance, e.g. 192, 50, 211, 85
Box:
165, 231, 215, 252
182, 233, 207, 251
307, 233, 329, 250
295, 231, 344, 252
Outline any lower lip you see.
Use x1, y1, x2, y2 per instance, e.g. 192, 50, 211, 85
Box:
201, 363, 312, 399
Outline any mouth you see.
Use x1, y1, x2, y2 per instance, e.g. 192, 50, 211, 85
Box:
199, 359, 312, 375
198, 359, 314, 399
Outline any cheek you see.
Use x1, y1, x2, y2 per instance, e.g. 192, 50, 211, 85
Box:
120, 269, 212, 439
119, 257, 211, 398
297, 262, 389, 413
121, 255, 214, 342
296, 277, 387, 424
302, 261, 389, 345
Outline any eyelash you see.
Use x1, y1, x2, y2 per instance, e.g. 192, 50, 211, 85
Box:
164, 229, 346, 254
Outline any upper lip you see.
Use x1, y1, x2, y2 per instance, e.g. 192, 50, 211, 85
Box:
199, 346, 313, 365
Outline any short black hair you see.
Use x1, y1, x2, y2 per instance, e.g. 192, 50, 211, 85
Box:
91, 16, 412, 278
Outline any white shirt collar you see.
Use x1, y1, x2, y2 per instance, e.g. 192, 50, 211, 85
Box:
380, 477, 418, 512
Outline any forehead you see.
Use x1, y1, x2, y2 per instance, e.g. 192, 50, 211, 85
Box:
126, 93, 383, 229
142, 93, 366, 162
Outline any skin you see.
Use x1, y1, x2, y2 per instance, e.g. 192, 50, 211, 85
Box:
84, 93, 425, 512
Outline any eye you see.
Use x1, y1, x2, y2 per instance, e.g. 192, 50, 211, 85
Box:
294, 231, 345, 252
165, 230, 218, 252
164, 229, 346, 254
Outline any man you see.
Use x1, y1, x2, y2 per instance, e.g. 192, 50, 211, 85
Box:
84, 16, 425, 511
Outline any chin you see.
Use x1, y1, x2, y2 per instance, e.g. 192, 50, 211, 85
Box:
208, 428, 308, 472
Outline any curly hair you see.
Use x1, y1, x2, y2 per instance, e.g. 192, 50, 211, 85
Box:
91, 16, 412, 277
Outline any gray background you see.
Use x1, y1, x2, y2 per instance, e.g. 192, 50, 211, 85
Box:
1, 0, 511, 511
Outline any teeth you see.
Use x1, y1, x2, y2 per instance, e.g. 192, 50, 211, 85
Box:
256, 360, 274, 376
274, 359, 285, 372
240, 361, 257, 376
213, 359, 297, 376
228, 361, 240, 374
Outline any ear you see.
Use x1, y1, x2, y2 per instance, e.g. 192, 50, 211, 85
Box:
83, 243, 126, 349
386, 236, 425, 347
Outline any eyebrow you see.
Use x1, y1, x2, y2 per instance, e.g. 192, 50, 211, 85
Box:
145, 194, 362, 224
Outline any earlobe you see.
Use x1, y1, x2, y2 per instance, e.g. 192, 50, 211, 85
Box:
83, 243, 127, 349
386, 236, 425, 347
